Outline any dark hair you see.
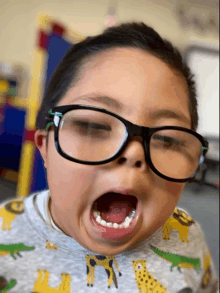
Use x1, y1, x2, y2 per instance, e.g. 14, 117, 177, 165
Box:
36, 22, 198, 131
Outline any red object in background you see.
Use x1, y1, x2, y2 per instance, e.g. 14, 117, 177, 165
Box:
38, 30, 49, 50
52, 23, 65, 37
23, 129, 36, 142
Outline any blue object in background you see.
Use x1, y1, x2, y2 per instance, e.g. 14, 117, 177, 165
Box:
0, 30, 72, 194
31, 148, 48, 192
44, 34, 72, 94
0, 105, 26, 171
30, 32, 72, 193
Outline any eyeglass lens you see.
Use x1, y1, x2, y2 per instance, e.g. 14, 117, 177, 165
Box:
58, 109, 202, 180
150, 130, 201, 179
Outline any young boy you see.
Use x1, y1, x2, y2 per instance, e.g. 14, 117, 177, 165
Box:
0, 22, 219, 292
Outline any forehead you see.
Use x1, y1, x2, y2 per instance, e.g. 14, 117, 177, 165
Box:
59, 48, 190, 127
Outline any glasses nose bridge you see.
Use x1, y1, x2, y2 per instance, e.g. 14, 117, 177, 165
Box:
129, 123, 150, 142
126, 123, 151, 166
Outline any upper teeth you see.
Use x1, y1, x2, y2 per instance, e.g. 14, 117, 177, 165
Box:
93, 210, 136, 229
130, 210, 136, 218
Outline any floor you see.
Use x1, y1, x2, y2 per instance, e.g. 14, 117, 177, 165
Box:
0, 175, 219, 275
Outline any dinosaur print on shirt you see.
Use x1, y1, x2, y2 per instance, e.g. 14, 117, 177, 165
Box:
150, 245, 201, 272
0, 276, 17, 293
0, 243, 35, 260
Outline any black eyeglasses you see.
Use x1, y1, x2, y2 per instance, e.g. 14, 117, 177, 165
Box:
45, 104, 209, 183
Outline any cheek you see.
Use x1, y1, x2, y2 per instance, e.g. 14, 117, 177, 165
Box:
154, 180, 185, 219
152, 173, 185, 198
143, 181, 185, 231
164, 181, 185, 198
146, 179, 185, 219
46, 134, 98, 198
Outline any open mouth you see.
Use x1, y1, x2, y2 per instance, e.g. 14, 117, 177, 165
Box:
92, 192, 137, 229
91, 192, 139, 240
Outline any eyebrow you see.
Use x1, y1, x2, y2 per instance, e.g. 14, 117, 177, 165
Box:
72, 95, 190, 125
148, 109, 191, 125
72, 95, 124, 110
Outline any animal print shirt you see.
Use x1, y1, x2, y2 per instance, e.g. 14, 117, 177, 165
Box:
0, 190, 219, 293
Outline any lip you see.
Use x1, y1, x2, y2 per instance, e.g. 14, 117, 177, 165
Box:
90, 189, 142, 242
106, 188, 139, 196
92, 187, 141, 204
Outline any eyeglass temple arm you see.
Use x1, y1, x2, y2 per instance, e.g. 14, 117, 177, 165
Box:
202, 140, 209, 156
45, 109, 63, 131
187, 141, 209, 183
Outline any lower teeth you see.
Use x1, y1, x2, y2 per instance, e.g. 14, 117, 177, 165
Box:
93, 210, 136, 229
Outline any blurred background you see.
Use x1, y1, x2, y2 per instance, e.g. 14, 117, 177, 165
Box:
0, 0, 219, 273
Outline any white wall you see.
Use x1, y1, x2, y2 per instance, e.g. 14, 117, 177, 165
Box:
187, 48, 219, 137
0, 0, 219, 136
1, 0, 218, 74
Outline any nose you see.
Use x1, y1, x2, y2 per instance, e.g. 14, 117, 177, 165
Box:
116, 136, 149, 170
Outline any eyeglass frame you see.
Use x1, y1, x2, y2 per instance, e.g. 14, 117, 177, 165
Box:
45, 104, 209, 183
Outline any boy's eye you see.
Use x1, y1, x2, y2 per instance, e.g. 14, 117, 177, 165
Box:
70, 120, 112, 139
74, 120, 111, 131
152, 134, 186, 149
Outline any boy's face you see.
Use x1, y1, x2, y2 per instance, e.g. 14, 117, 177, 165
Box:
35, 48, 191, 255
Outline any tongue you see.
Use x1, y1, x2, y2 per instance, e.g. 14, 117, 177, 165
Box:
100, 202, 131, 224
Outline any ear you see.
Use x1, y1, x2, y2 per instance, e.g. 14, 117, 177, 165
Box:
34, 129, 48, 168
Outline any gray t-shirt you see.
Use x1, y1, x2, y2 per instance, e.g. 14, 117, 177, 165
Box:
0, 190, 219, 293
